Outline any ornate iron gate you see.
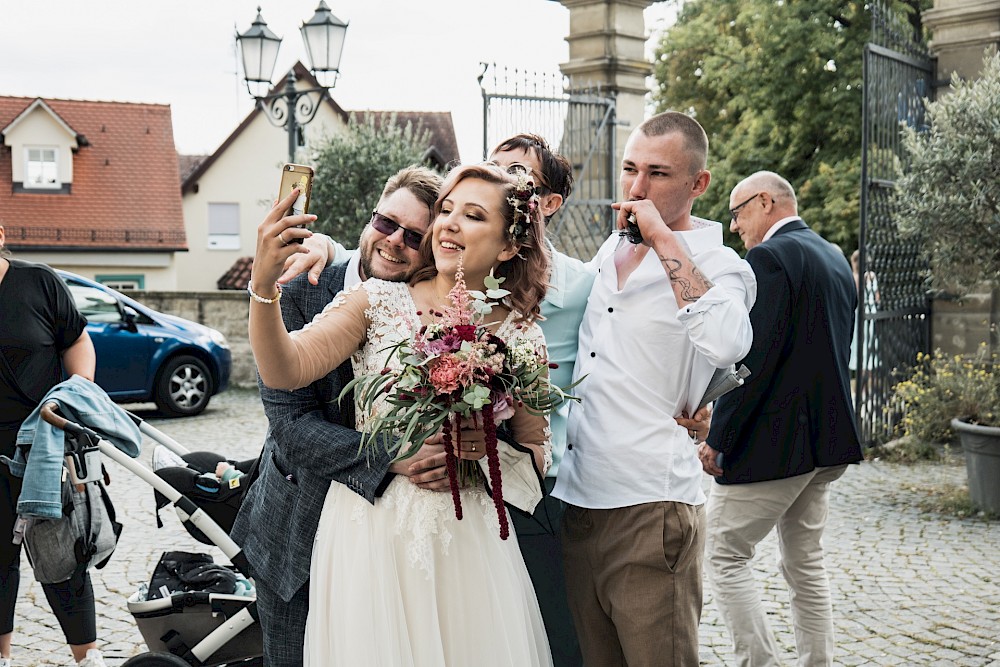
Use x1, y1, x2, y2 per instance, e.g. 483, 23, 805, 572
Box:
479, 63, 617, 260
857, 2, 934, 445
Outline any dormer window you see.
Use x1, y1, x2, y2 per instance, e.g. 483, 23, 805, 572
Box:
25, 147, 60, 189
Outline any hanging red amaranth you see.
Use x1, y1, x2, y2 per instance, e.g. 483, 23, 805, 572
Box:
482, 402, 508, 539
442, 414, 463, 520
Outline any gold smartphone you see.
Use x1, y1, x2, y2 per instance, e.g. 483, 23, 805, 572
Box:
277, 163, 315, 244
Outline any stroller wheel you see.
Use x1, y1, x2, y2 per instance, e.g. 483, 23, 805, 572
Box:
122, 652, 191, 666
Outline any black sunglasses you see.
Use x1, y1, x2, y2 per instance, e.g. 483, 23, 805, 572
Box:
729, 192, 763, 223
370, 210, 424, 250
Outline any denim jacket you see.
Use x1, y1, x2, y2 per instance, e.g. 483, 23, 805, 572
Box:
1, 375, 141, 518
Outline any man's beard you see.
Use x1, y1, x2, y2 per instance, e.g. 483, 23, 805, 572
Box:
359, 242, 417, 283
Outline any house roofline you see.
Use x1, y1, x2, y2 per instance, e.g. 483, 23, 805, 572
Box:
1, 98, 83, 148
182, 61, 349, 194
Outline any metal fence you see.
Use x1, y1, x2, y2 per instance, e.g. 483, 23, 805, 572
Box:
479, 63, 617, 260
857, 2, 934, 445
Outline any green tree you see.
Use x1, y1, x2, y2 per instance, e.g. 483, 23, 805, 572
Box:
895, 51, 1000, 295
310, 113, 436, 246
650, 0, 923, 253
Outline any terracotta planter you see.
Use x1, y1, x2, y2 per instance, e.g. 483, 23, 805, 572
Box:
951, 418, 1000, 514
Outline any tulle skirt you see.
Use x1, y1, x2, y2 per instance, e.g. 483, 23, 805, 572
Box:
304, 477, 552, 667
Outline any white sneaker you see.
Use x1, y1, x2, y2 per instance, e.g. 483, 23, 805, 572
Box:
152, 445, 188, 471
78, 649, 106, 667
0, 656, 11, 667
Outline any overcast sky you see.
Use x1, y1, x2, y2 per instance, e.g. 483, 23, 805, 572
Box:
2, 1, 677, 163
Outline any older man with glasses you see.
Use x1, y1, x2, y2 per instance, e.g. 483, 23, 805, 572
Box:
701, 171, 863, 666
729, 191, 765, 224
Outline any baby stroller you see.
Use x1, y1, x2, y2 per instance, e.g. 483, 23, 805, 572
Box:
39, 402, 263, 667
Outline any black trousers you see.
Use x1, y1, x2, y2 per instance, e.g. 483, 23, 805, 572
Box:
1, 465, 96, 645
254, 573, 309, 667
511, 477, 583, 667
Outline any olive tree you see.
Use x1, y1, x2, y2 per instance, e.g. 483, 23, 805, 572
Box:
894, 51, 1000, 294
310, 113, 436, 246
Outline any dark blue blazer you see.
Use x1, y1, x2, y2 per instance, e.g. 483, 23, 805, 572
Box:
708, 219, 863, 483
231, 262, 395, 602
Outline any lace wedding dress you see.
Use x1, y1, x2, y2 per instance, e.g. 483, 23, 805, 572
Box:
303, 280, 553, 667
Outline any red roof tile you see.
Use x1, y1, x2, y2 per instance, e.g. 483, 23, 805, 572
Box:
350, 110, 460, 168
0, 96, 187, 251
178, 154, 207, 183
218, 256, 254, 291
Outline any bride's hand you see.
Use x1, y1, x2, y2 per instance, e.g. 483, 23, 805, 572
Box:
391, 443, 450, 491
423, 419, 488, 461
251, 188, 316, 294
453, 416, 488, 461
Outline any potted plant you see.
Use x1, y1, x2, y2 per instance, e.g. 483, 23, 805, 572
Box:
891, 346, 1000, 512
893, 51, 1000, 513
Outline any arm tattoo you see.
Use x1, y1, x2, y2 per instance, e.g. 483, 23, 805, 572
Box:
661, 257, 715, 303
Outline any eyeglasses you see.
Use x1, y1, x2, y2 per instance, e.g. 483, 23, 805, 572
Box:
369, 210, 424, 250
730, 192, 763, 223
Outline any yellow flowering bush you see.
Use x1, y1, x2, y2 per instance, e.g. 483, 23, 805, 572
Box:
893, 344, 1000, 443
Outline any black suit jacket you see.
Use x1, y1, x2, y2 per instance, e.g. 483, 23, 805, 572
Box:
708, 220, 863, 483
231, 263, 395, 602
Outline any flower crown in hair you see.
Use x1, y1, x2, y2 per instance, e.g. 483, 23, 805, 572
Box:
505, 166, 540, 243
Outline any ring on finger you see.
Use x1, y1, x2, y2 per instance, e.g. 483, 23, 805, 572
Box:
278, 232, 288, 245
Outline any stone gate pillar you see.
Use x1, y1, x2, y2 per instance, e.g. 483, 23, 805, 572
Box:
924, 0, 1000, 85
556, 0, 661, 168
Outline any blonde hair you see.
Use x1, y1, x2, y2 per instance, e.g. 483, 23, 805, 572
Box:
410, 164, 550, 322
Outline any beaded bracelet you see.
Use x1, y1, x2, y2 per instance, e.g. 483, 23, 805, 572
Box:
247, 280, 282, 304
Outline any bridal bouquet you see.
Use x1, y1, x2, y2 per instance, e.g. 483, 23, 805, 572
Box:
343, 263, 577, 539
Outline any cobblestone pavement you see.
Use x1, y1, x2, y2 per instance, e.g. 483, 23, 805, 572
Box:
11, 387, 1000, 666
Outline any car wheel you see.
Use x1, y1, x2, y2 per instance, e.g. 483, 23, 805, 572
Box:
155, 355, 213, 417
121, 652, 191, 666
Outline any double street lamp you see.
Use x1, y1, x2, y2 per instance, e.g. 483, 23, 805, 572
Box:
236, 2, 349, 162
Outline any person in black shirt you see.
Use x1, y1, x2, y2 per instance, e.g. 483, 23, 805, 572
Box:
0, 224, 107, 667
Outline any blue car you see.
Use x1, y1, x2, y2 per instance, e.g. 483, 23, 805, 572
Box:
57, 270, 231, 417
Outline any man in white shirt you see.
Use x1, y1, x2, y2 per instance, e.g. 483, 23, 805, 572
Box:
552, 111, 757, 666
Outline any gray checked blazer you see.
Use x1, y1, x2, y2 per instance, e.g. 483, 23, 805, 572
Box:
231, 262, 395, 603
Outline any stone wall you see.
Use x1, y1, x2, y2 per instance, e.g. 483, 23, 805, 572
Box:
124, 289, 258, 388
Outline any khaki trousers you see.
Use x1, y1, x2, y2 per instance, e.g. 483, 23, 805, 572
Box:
561, 501, 705, 667
705, 465, 848, 667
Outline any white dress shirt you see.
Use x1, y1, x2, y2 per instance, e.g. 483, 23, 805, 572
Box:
333, 242, 363, 291
553, 219, 757, 509
761, 215, 801, 243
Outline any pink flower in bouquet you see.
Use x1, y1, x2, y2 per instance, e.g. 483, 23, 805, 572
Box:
492, 393, 516, 421
423, 333, 463, 356
428, 355, 473, 395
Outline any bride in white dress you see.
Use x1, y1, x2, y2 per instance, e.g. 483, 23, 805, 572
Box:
248, 163, 554, 666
